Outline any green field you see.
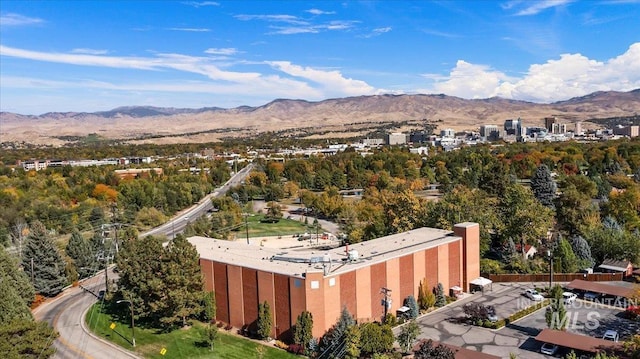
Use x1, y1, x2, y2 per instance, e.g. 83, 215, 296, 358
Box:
85, 303, 297, 359
237, 214, 323, 238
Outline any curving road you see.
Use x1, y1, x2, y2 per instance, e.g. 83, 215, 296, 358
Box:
35, 164, 253, 359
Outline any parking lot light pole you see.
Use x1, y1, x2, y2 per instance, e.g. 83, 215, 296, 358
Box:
547, 250, 554, 290
117, 299, 135, 347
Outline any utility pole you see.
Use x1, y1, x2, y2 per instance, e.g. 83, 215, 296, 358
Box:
243, 213, 250, 244
380, 287, 392, 321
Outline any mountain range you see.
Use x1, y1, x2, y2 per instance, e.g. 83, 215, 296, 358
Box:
1, 90, 639, 146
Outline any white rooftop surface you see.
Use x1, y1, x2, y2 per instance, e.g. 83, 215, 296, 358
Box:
188, 226, 462, 279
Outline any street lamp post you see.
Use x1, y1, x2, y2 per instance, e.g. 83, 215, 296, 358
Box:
117, 299, 135, 347
547, 250, 554, 290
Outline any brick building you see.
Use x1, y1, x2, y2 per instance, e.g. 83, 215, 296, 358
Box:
189, 222, 480, 340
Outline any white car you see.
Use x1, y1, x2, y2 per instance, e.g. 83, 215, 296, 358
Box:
563, 292, 577, 304
525, 289, 544, 301
540, 342, 559, 355
603, 330, 619, 342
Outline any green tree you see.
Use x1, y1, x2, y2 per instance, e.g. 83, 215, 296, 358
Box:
499, 184, 553, 246
116, 235, 165, 326
545, 285, 567, 330
359, 323, 394, 356
294, 311, 314, 354
318, 306, 356, 358
531, 164, 557, 208
404, 295, 419, 319
0, 246, 34, 307
414, 339, 455, 359
397, 320, 420, 354
21, 221, 67, 297
435, 283, 446, 308
0, 319, 58, 359
264, 201, 283, 222
65, 230, 94, 279
555, 175, 598, 234
257, 301, 272, 340
343, 324, 361, 359
569, 235, 595, 269
160, 235, 204, 328
0, 271, 33, 323
553, 237, 579, 273
204, 324, 218, 351
202, 291, 216, 323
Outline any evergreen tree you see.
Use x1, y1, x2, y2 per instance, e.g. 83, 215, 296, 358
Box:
531, 164, 557, 208
204, 324, 218, 352
553, 236, 579, 273
397, 320, 420, 354
545, 285, 567, 330
318, 306, 356, 358
65, 230, 94, 279
0, 246, 34, 307
116, 235, 165, 325
570, 235, 595, 269
202, 291, 216, 323
0, 272, 33, 323
403, 295, 419, 319
417, 279, 429, 310
159, 235, 204, 328
257, 301, 273, 340
294, 311, 314, 354
21, 221, 67, 297
0, 319, 58, 359
435, 283, 446, 307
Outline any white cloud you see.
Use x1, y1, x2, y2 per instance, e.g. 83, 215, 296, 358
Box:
268, 61, 376, 96
361, 26, 392, 38
235, 14, 308, 25
502, 0, 573, 16
204, 48, 239, 56
427, 42, 640, 102
306, 9, 336, 15
167, 27, 211, 32
71, 48, 109, 55
0, 13, 44, 26
182, 1, 219, 7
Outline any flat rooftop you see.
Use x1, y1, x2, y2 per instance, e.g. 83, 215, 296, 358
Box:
188, 226, 462, 279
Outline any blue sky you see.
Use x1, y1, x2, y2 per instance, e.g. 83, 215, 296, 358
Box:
1, 0, 639, 115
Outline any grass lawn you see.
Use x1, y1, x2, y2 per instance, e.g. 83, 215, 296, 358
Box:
236, 214, 322, 238
85, 303, 297, 359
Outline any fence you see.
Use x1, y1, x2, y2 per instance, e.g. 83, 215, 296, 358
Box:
488, 272, 623, 283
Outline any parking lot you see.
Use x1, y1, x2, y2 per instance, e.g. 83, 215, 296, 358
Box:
407, 282, 639, 358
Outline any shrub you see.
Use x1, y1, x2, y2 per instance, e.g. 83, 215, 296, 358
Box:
275, 340, 289, 350
287, 344, 304, 354
216, 321, 225, 328
225, 323, 233, 331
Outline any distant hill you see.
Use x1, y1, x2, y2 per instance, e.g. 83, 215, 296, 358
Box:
1, 90, 639, 146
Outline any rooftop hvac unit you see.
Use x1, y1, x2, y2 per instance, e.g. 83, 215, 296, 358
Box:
347, 250, 359, 261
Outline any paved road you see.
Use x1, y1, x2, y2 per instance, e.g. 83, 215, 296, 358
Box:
35, 164, 254, 358
34, 271, 140, 359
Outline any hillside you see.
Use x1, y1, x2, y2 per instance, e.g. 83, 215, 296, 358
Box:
1, 90, 639, 146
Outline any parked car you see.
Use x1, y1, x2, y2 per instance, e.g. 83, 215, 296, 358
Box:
525, 289, 544, 301
97, 290, 105, 300
563, 292, 577, 304
624, 305, 640, 319
540, 342, 559, 355
603, 330, 619, 342
584, 291, 599, 301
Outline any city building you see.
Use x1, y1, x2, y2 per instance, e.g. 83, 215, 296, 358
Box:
190, 222, 480, 340
544, 117, 557, 132
386, 132, 407, 145
440, 128, 455, 138
574, 122, 583, 136
504, 118, 521, 135
479, 125, 500, 141
613, 125, 639, 138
